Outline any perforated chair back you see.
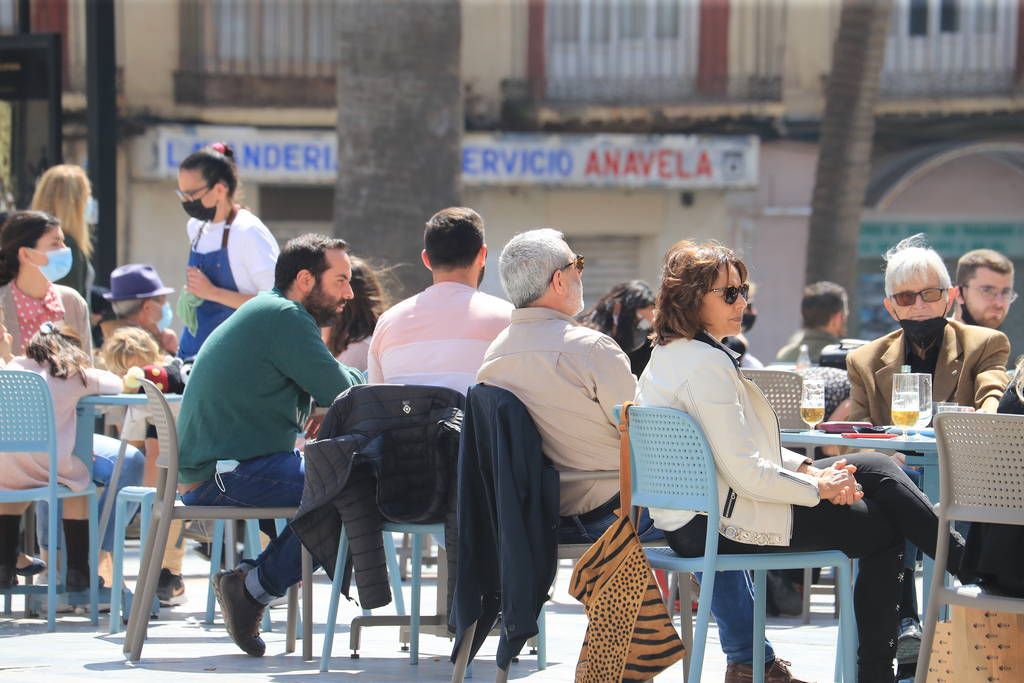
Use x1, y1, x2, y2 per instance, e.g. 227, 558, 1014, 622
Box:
0, 370, 59, 499
914, 411, 1024, 682
626, 406, 719, 523
0, 369, 57, 456
741, 369, 804, 430
933, 411, 1024, 526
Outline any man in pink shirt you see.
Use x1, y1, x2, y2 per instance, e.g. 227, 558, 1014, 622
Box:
368, 207, 513, 394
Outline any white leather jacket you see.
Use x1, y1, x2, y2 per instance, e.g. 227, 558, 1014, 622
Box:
635, 334, 820, 546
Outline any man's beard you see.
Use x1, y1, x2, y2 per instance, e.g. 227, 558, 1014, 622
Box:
304, 281, 344, 327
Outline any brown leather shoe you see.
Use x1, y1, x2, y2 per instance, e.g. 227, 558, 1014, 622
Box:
214, 568, 266, 657
725, 658, 813, 683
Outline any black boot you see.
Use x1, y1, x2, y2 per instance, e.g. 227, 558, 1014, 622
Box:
62, 519, 90, 592
214, 568, 267, 656
0, 515, 20, 589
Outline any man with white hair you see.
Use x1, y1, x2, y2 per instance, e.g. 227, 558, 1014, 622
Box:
848, 234, 1009, 422
847, 233, 1009, 672
478, 229, 810, 683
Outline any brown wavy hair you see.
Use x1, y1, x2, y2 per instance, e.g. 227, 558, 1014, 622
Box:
25, 323, 90, 385
325, 255, 391, 356
651, 240, 748, 345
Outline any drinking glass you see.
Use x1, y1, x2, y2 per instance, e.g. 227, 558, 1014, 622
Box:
800, 378, 826, 430
913, 373, 932, 431
891, 373, 920, 438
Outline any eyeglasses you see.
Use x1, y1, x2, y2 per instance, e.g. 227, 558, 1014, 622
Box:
890, 288, 946, 307
708, 283, 750, 305
551, 254, 585, 280
961, 284, 1018, 304
175, 184, 212, 202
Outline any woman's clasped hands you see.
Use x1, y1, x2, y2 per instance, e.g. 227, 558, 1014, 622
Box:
805, 458, 864, 506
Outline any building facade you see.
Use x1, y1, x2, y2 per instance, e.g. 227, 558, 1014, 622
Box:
6, 0, 1024, 353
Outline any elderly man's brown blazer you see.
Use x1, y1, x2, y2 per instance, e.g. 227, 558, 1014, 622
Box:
847, 319, 1010, 425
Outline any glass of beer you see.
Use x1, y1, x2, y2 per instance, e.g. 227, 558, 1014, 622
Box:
800, 378, 826, 430
891, 373, 920, 438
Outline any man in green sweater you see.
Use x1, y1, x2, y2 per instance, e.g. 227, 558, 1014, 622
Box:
177, 233, 364, 657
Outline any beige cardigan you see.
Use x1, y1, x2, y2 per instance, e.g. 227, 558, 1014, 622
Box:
0, 282, 92, 358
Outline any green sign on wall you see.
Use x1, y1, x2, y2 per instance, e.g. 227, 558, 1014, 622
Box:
860, 221, 1024, 258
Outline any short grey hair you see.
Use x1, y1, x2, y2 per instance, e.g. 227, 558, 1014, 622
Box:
111, 299, 145, 318
499, 228, 570, 308
884, 233, 951, 296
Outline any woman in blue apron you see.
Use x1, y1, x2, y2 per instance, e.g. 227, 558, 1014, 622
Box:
176, 143, 280, 359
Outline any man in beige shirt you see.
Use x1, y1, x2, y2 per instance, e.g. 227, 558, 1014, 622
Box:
476, 229, 806, 683
477, 228, 634, 522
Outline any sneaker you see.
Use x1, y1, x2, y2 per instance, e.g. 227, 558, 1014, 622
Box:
896, 617, 922, 665
156, 568, 187, 607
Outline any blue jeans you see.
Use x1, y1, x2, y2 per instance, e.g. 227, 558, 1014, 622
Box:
37, 434, 145, 552
558, 505, 773, 665
181, 450, 309, 604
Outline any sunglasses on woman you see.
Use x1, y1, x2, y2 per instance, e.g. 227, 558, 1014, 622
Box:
708, 283, 750, 305
890, 287, 946, 307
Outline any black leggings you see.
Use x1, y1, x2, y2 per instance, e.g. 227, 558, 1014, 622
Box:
663, 453, 967, 682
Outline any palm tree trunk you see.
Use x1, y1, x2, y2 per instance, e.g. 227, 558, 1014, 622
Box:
335, 0, 462, 298
806, 0, 891, 331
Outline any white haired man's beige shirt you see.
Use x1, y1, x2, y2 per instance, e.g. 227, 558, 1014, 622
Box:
476, 307, 634, 515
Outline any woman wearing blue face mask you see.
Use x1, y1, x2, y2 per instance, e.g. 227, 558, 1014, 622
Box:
0, 211, 92, 357
98, 263, 179, 356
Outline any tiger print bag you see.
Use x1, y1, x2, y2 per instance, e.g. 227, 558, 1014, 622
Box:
569, 402, 685, 682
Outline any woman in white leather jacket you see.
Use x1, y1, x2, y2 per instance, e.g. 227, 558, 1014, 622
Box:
635, 240, 973, 683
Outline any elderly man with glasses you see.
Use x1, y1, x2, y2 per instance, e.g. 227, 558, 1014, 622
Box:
846, 233, 1010, 674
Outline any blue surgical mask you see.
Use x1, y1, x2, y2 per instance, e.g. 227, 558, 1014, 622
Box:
36, 246, 73, 282
157, 301, 174, 331
84, 197, 98, 225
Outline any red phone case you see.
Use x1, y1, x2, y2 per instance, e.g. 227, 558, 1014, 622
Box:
840, 432, 899, 439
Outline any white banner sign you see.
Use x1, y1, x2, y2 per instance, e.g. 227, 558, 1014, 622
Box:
140, 126, 757, 189
461, 134, 757, 189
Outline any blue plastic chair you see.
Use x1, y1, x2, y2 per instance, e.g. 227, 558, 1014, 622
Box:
109, 485, 156, 632
320, 522, 441, 671
0, 370, 100, 631
620, 405, 858, 683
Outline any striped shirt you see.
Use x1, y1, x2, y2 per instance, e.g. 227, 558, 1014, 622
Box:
368, 282, 513, 394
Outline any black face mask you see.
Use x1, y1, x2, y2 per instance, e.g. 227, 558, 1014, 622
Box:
959, 300, 980, 327
741, 310, 757, 333
899, 316, 948, 353
181, 198, 217, 222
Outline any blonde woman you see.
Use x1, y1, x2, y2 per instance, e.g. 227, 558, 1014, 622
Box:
31, 164, 94, 298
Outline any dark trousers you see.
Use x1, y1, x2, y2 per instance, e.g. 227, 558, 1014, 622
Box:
663, 452, 967, 682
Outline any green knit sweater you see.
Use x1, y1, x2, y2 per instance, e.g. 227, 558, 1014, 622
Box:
177, 289, 364, 484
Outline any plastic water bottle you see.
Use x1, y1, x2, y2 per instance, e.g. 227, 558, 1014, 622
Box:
795, 343, 811, 371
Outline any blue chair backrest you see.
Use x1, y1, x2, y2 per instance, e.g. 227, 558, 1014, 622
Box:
621, 406, 720, 526
0, 370, 57, 456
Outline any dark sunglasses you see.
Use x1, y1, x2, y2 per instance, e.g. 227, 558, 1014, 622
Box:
552, 254, 585, 279
890, 287, 946, 307
708, 283, 750, 305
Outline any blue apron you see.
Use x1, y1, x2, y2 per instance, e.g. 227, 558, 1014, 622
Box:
178, 212, 239, 359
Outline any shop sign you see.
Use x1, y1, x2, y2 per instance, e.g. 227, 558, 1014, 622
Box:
461, 133, 757, 189
141, 126, 757, 189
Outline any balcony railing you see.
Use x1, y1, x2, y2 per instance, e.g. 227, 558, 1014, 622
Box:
880, 0, 1022, 98
536, 0, 785, 105
176, 0, 338, 107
